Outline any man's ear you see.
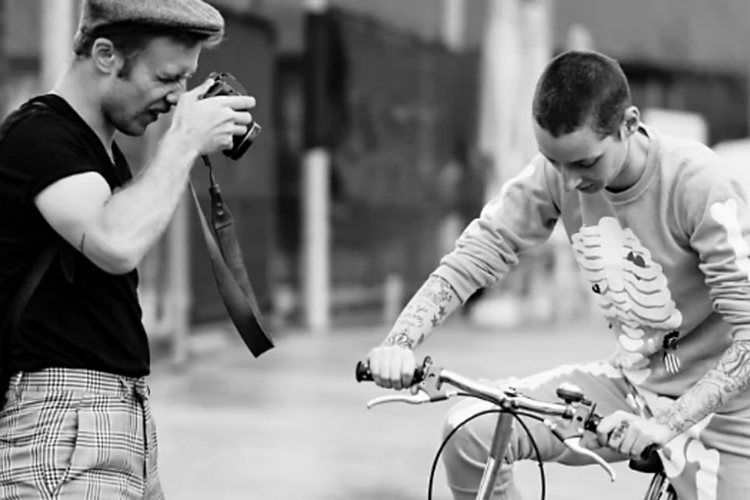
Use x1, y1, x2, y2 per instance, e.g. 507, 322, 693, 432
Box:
91, 38, 122, 75
623, 106, 641, 137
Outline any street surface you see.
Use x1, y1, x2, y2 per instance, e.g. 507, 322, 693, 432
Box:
150, 318, 651, 500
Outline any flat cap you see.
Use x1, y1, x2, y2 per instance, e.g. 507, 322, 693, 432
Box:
77, 0, 224, 39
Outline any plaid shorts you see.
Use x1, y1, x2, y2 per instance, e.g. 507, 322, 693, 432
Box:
0, 368, 164, 499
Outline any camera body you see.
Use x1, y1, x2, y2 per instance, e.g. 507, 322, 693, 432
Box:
201, 71, 261, 161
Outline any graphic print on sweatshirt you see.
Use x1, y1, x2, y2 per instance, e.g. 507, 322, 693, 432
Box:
570, 217, 684, 384
712, 199, 750, 277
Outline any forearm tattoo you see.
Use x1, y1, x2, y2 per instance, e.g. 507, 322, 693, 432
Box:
657, 340, 750, 434
382, 275, 459, 350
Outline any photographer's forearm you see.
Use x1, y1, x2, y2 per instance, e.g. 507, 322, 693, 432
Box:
382, 275, 463, 349
98, 131, 198, 270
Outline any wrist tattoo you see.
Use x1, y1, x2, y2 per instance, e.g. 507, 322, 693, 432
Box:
383, 332, 416, 349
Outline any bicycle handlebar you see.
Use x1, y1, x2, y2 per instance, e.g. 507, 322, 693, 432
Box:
357, 358, 579, 418
356, 357, 663, 476
356, 359, 425, 384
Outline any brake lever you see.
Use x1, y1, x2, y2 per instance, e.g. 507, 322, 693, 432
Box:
545, 402, 616, 482
367, 391, 455, 409
559, 436, 616, 482
366, 364, 455, 409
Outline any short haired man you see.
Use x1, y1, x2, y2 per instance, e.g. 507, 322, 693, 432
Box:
366, 50, 750, 499
0, 0, 255, 497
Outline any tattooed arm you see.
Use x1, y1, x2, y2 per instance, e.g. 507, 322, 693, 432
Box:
367, 274, 463, 390
381, 274, 463, 350
656, 339, 750, 435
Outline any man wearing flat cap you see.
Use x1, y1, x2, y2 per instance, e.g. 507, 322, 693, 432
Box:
0, 0, 255, 498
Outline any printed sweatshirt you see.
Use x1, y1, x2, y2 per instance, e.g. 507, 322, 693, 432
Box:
435, 126, 750, 408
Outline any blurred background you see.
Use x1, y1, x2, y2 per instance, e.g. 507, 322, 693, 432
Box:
3, 0, 750, 498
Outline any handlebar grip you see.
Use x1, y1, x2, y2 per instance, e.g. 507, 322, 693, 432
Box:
355, 360, 426, 384
583, 413, 663, 473
356, 361, 374, 382
629, 444, 663, 473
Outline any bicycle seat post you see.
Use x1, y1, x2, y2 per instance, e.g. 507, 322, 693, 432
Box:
476, 411, 515, 500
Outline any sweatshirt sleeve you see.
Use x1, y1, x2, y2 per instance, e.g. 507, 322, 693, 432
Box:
680, 149, 750, 341
433, 154, 562, 302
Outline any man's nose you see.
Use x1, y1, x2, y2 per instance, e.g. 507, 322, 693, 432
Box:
561, 165, 582, 191
166, 82, 188, 105
165, 93, 180, 107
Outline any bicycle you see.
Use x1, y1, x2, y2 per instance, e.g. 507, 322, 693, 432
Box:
356, 356, 677, 500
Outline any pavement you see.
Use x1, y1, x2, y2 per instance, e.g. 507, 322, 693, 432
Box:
148, 317, 653, 500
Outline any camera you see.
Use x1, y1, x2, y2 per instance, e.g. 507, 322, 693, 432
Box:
200, 71, 262, 161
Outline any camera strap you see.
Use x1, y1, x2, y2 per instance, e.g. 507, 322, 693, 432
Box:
187, 156, 274, 358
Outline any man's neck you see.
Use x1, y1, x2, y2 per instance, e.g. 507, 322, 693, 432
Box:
607, 128, 651, 192
52, 67, 116, 153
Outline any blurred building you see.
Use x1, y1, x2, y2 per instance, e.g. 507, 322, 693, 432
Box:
251, 0, 749, 140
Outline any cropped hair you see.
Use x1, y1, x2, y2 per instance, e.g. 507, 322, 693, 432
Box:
532, 50, 632, 138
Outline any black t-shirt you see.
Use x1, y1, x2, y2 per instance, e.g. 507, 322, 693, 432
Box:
0, 95, 150, 377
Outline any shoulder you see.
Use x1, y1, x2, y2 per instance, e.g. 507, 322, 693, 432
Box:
655, 132, 750, 234
658, 132, 742, 198
0, 97, 104, 201
658, 133, 726, 178
0, 97, 88, 157
497, 153, 560, 197
529, 152, 564, 196
516, 153, 559, 184
8, 96, 79, 130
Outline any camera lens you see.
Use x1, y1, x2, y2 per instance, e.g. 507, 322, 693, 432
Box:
225, 122, 262, 160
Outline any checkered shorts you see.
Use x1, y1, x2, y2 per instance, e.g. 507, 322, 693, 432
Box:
0, 368, 164, 499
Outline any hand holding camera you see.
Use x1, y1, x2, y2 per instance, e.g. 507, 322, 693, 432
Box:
169, 72, 260, 160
